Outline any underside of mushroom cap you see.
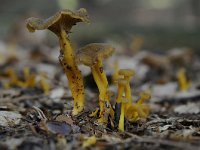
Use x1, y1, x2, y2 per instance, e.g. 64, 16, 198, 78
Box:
75, 43, 115, 66
26, 8, 90, 35
117, 79, 127, 86
118, 69, 135, 77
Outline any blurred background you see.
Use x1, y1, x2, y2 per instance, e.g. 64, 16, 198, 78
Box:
0, 0, 200, 52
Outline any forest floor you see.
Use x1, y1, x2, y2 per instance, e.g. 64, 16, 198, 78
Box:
0, 40, 200, 150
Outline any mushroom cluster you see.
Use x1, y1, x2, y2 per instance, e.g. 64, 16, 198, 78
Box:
26, 8, 151, 131
4, 67, 49, 94
125, 91, 151, 123
114, 69, 151, 132
176, 68, 190, 91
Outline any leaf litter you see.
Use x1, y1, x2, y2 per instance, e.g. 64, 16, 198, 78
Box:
0, 34, 200, 150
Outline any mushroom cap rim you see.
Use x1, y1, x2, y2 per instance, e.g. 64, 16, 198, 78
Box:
26, 8, 90, 33
75, 43, 115, 66
118, 69, 135, 77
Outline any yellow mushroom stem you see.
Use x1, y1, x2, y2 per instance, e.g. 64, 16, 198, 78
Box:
23, 67, 30, 80
89, 91, 113, 118
124, 76, 132, 103
91, 60, 109, 123
58, 25, 85, 116
23, 67, 36, 88
26, 74, 36, 87
115, 80, 126, 131
4, 69, 15, 89
177, 68, 190, 91
116, 83, 125, 104
118, 100, 127, 132
39, 77, 49, 95
112, 60, 119, 84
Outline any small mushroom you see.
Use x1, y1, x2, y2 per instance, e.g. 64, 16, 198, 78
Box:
4, 68, 20, 88
76, 43, 115, 123
136, 91, 151, 118
118, 69, 135, 103
23, 67, 36, 88
125, 91, 151, 122
176, 68, 190, 91
4, 68, 29, 88
114, 79, 126, 126
39, 75, 50, 95
26, 9, 90, 115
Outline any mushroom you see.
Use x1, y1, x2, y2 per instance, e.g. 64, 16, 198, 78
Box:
23, 67, 36, 88
114, 79, 126, 127
4, 68, 27, 88
76, 43, 115, 123
39, 74, 50, 95
176, 68, 190, 91
26, 8, 90, 115
118, 69, 135, 103
125, 91, 151, 122
136, 91, 151, 118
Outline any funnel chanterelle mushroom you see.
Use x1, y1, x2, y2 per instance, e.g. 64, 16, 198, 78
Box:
176, 68, 190, 91
114, 79, 127, 132
76, 43, 115, 123
118, 69, 135, 103
125, 91, 151, 122
26, 8, 90, 115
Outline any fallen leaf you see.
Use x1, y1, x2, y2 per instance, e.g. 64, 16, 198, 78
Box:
56, 114, 74, 125
174, 103, 200, 114
49, 88, 65, 102
46, 121, 72, 135
0, 111, 22, 126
